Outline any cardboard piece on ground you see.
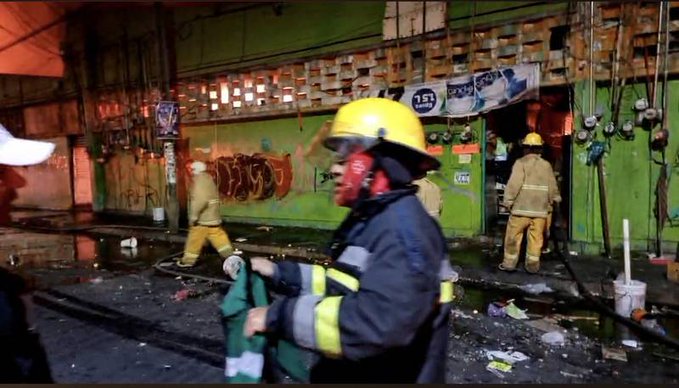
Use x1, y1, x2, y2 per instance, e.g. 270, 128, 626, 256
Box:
602, 346, 628, 362
668, 261, 679, 283
524, 317, 563, 333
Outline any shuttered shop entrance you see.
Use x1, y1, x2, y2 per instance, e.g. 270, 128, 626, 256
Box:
72, 137, 92, 207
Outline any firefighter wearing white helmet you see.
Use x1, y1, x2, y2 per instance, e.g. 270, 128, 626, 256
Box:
500, 132, 561, 274
176, 160, 235, 269
244, 98, 455, 383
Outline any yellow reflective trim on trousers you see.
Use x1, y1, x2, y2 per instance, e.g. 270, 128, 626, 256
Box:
311, 265, 326, 295
315, 296, 343, 357
326, 268, 360, 292
440, 281, 454, 303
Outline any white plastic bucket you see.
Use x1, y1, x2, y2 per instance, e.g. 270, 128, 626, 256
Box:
152, 207, 165, 222
613, 280, 646, 318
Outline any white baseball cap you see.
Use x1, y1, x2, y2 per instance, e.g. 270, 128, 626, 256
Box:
0, 124, 55, 166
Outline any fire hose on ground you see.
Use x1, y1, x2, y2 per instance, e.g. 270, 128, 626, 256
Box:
550, 210, 679, 350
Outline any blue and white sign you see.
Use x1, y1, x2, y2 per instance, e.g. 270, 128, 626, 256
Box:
445, 76, 476, 116
400, 81, 446, 117
395, 64, 540, 118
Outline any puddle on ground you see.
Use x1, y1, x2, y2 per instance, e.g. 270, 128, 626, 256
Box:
0, 229, 299, 289
459, 285, 679, 346
0, 231, 185, 288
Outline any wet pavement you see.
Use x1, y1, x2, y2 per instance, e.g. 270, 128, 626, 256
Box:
3, 209, 679, 383
37, 306, 224, 383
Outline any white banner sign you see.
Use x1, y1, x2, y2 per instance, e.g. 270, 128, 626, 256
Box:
397, 64, 540, 118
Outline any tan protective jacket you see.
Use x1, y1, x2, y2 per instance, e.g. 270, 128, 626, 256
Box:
503, 154, 561, 218
189, 172, 222, 226
414, 177, 443, 220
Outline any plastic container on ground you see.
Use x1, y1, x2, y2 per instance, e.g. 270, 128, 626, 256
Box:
613, 280, 647, 319
152, 207, 165, 222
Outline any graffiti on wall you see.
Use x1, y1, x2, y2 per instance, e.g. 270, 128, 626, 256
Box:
210, 153, 293, 201
105, 154, 165, 213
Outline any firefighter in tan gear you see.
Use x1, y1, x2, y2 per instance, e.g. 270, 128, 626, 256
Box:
176, 161, 235, 268
414, 173, 442, 220
500, 133, 560, 273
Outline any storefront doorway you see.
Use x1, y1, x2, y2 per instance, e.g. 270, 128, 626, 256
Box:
483, 86, 572, 239
71, 136, 93, 209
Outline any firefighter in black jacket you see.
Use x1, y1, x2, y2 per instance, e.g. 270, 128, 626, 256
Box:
243, 98, 454, 383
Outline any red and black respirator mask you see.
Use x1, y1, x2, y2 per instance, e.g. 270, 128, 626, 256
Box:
332, 143, 390, 207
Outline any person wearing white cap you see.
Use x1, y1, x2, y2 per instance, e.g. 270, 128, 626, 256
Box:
0, 124, 55, 167
176, 160, 235, 269
0, 124, 55, 225
0, 123, 54, 382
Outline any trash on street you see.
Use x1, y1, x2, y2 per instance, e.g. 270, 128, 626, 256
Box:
487, 360, 512, 373
487, 302, 507, 318
505, 302, 529, 320
172, 288, 196, 302
602, 346, 628, 362
541, 331, 566, 346
120, 237, 138, 248
519, 282, 554, 295
485, 350, 530, 364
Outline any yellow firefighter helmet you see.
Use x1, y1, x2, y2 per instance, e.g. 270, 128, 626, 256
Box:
523, 132, 544, 146
324, 98, 440, 177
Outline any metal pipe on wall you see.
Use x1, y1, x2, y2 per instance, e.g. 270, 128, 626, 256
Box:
422, 1, 427, 81
588, 1, 594, 116
652, 1, 664, 108
662, 0, 670, 121
154, 1, 179, 233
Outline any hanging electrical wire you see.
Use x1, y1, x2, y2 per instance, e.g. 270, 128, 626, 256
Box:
2, 3, 63, 54
652, 0, 671, 259
0, 24, 61, 57
0, 4, 83, 56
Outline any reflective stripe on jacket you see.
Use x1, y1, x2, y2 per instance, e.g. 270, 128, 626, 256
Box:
265, 189, 453, 383
503, 154, 561, 218
189, 172, 222, 226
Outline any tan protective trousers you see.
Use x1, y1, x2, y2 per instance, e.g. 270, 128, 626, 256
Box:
502, 215, 546, 270
543, 212, 553, 250
179, 225, 234, 266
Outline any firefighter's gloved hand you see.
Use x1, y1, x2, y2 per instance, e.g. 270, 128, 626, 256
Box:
223, 255, 245, 280
250, 257, 275, 278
